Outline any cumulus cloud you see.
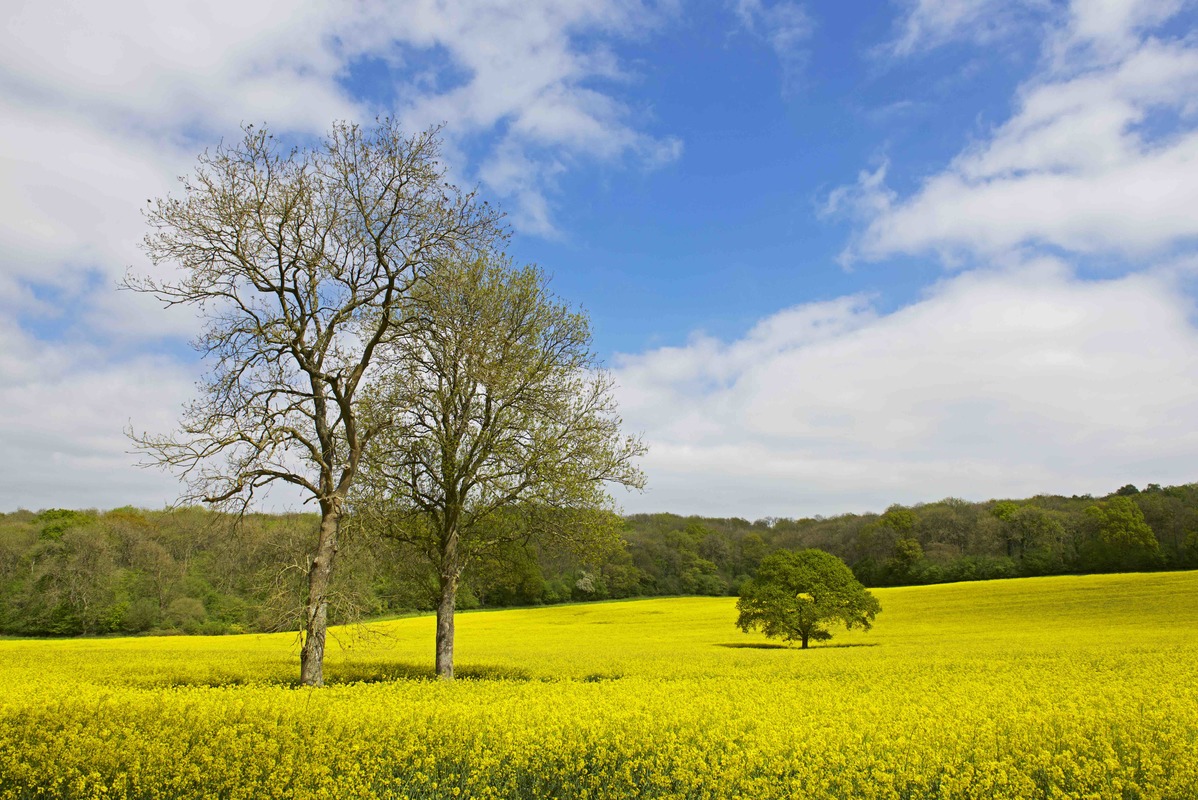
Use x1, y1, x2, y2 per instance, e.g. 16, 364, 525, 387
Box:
1, 1, 361, 136
386, 0, 684, 234
613, 261, 1198, 517
0, 98, 186, 308
0, 0, 678, 302
843, 0, 1198, 264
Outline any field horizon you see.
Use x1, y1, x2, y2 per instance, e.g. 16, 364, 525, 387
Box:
2, 571, 1195, 798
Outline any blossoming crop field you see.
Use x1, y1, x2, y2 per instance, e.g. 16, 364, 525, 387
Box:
2, 572, 1196, 800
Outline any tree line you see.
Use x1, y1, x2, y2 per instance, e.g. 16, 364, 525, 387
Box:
2, 482, 1194, 637
534, 482, 1197, 600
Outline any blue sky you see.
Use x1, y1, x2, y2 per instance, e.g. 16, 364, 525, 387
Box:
3, 0, 1198, 516
497, 4, 1027, 352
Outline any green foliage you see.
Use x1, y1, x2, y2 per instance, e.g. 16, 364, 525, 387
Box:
35, 509, 96, 541
122, 598, 160, 633
353, 253, 644, 677
0, 508, 330, 637
879, 506, 917, 533
1183, 531, 1198, 568
736, 549, 881, 648
166, 597, 207, 630
1005, 507, 1067, 575
1093, 497, 1158, 549
1084, 496, 1162, 570
893, 537, 924, 566
3, 482, 1198, 638
990, 501, 1020, 521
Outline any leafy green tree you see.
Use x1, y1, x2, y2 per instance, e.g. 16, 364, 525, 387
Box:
915, 499, 974, 556
736, 549, 881, 648
599, 545, 645, 599
1183, 531, 1198, 569
36, 510, 96, 541
879, 505, 916, 534
990, 501, 1020, 522
354, 254, 645, 678
1006, 506, 1067, 575
165, 597, 207, 630
886, 536, 925, 583
126, 120, 503, 685
736, 532, 769, 575
1083, 496, 1161, 571
893, 537, 924, 567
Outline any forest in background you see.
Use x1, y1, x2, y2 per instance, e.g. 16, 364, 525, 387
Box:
2, 482, 1195, 637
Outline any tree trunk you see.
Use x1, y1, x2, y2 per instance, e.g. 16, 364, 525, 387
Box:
435, 572, 457, 679
800, 631, 809, 649
435, 528, 459, 680
300, 506, 340, 687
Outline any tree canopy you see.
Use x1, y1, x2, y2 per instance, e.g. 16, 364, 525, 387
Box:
126, 120, 504, 686
353, 253, 645, 678
736, 549, 880, 648
1084, 496, 1162, 570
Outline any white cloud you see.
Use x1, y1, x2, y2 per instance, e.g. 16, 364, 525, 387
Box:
845, 0, 1198, 264
1, 1, 360, 136
1055, 0, 1187, 63
383, 0, 683, 235
888, 0, 1183, 58
0, 98, 184, 301
889, 0, 1050, 56
0, 0, 682, 510
0, 319, 197, 511
0, 0, 677, 294
614, 261, 1198, 517
734, 0, 814, 90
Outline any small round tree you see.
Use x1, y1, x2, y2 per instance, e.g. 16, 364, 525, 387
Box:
736, 549, 881, 648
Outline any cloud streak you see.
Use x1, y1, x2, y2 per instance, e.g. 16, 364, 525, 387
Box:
388, 0, 683, 234
889, 0, 1051, 56
734, 0, 815, 90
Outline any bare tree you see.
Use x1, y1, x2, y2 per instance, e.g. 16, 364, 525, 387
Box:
354, 254, 645, 679
126, 120, 504, 686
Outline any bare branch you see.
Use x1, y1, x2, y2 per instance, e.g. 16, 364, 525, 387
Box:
125, 119, 506, 687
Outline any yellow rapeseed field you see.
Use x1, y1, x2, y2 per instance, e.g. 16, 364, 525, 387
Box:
1, 571, 1196, 799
